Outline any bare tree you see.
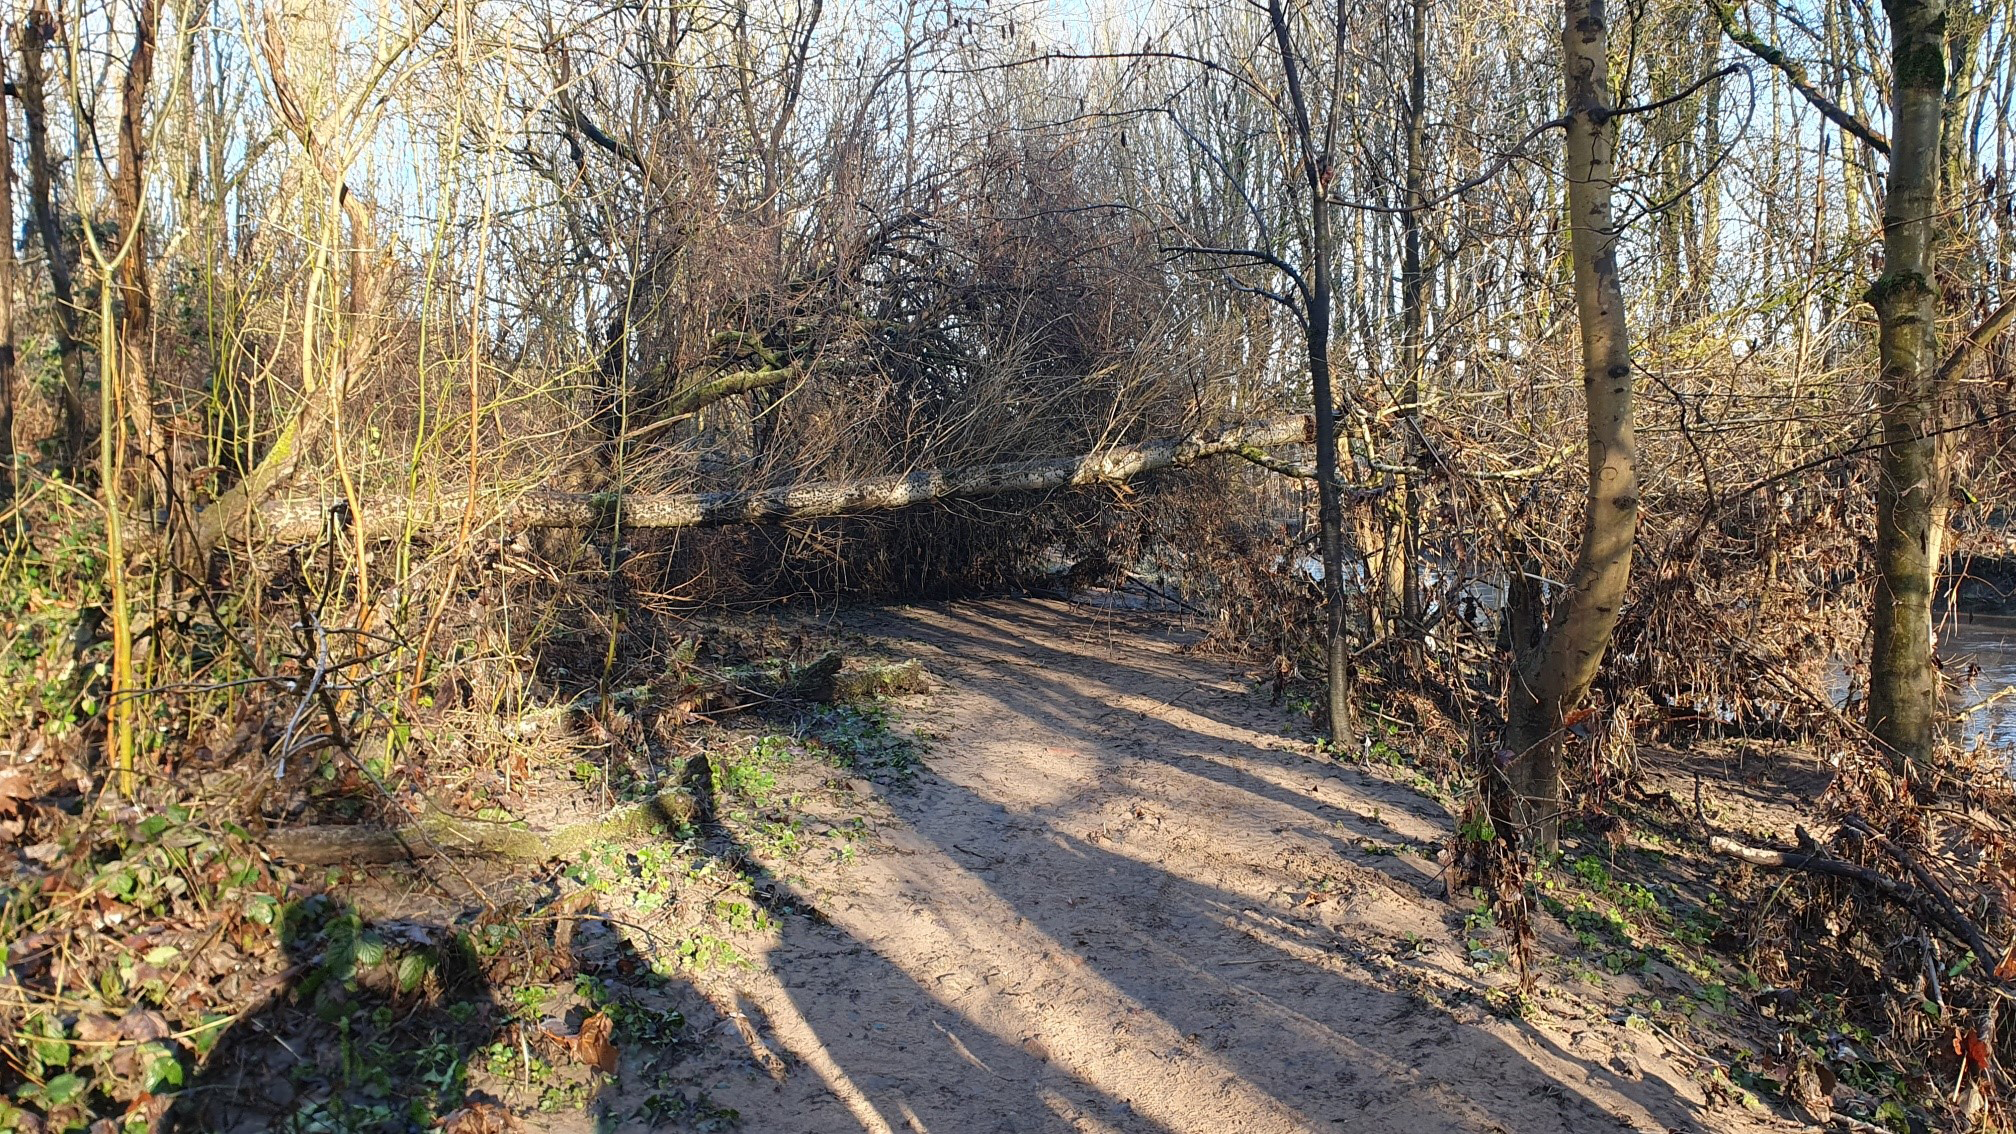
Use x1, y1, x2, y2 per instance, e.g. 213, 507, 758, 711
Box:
16, 0, 87, 469
1498, 0, 1640, 853
1264, 0, 1359, 749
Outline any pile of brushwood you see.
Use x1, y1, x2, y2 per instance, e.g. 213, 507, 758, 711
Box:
1708, 746, 2016, 1131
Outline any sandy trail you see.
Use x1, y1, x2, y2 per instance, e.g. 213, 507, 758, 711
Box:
614, 598, 1796, 1134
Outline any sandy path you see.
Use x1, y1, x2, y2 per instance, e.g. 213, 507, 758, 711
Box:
611, 599, 1798, 1134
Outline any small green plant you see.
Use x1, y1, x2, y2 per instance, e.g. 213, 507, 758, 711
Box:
713, 899, 775, 934
715, 739, 786, 803
1459, 812, 1496, 844
674, 931, 745, 971
806, 703, 920, 781
1571, 855, 1612, 890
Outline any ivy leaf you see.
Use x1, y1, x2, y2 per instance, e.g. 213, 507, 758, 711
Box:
40, 1072, 86, 1105
144, 1048, 185, 1093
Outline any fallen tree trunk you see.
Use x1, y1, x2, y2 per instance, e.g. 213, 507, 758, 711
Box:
250, 415, 1313, 542
267, 787, 699, 865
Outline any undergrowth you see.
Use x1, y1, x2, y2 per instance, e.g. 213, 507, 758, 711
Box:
0, 484, 939, 1130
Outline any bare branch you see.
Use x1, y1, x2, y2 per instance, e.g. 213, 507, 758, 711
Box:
1710, 0, 1890, 155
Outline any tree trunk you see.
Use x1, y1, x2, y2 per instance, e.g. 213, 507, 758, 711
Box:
17, 3, 88, 470
268, 788, 700, 865
0, 50, 17, 504
1865, 0, 1947, 773
1397, 0, 1430, 633
1267, 0, 1355, 749
113, 0, 165, 509
1499, 0, 1642, 854
238, 416, 1315, 545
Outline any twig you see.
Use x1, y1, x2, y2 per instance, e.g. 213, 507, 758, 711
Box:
1920, 935, 1944, 1014
1712, 829, 2014, 994
1841, 816, 2009, 991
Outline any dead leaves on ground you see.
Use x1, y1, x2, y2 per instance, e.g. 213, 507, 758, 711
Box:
440, 1100, 516, 1133
538, 1011, 620, 1073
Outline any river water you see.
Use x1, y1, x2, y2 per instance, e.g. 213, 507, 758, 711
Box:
1946, 614, 2016, 750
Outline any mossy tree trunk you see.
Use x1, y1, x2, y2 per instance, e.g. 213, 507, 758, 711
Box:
1865, 0, 1948, 773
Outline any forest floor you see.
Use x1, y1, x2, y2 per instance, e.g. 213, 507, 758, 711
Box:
132, 597, 1855, 1134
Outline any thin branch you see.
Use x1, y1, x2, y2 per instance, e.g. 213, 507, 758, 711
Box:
1596, 63, 1744, 124
663, 365, 799, 418
1161, 245, 1311, 307
1326, 114, 1571, 215
1937, 293, 2016, 385
1710, 0, 1891, 155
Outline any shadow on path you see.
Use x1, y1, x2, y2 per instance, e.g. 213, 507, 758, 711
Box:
584, 598, 1757, 1133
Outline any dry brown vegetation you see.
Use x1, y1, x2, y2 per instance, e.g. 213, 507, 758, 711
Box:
3, 0, 2016, 1129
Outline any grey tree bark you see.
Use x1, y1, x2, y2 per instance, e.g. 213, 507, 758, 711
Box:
243, 416, 1315, 544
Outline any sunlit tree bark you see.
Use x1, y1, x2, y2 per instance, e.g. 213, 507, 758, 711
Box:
1865, 0, 1949, 772
1500, 0, 1640, 853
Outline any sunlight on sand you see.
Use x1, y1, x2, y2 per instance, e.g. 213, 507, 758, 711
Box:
743, 830, 1318, 1130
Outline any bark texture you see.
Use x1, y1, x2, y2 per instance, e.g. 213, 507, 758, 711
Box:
1268, 0, 1356, 748
1865, 0, 1948, 772
17, 3, 88, 468
244, 416, 1314, 543
1501, 0, 1641, 853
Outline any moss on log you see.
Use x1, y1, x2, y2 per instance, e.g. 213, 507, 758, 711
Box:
266, 788, 699, 866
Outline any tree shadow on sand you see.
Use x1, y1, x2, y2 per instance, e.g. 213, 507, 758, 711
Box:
170, 600, 1748, 1133
563, 598, 1753, 1134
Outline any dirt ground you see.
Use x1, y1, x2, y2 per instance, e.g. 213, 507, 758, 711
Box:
535, 597, 1809, 1134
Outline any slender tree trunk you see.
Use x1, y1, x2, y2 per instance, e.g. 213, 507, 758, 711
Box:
1310, 228, 1356, 747
1397, 0, 1430, 632
114, 0, 165, 510
1500, 0, 1641, 853
0, 50, 16, 504
1865, 0, 1948, 772
18, 3, 88, 470
1268, 0, 1355, 748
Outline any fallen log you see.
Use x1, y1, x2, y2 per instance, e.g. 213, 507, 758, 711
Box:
1708, 835, 1919, 900
267, 787, 699, 865
250, 415, 1313, 542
